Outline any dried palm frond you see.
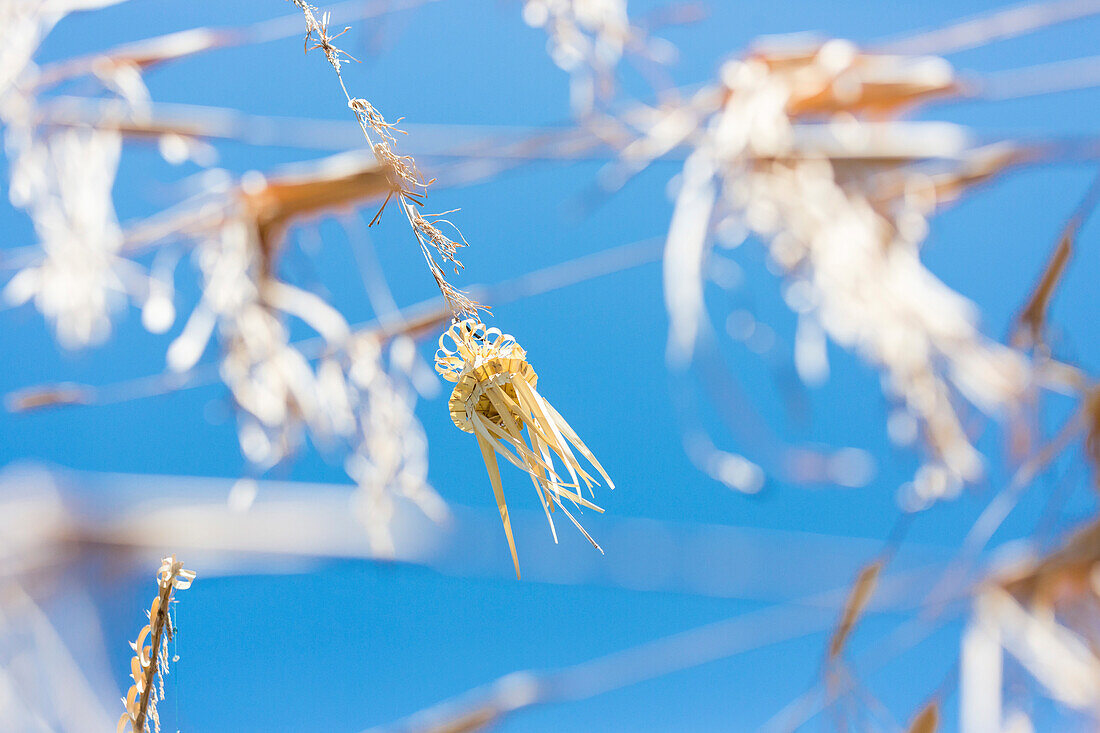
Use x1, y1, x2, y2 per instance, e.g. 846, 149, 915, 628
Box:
652, 38, 1030, 499
166, 210, 444, 542
118, 556, 196, 733
435, 319, 613, 577
238, 154, 390, 272
961, 516, 1100, 730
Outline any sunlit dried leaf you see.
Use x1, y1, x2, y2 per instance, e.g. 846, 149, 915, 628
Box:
828, 561, 882, 658
6, 383, 92, 412
1013, 171, 1100, 349
906, 700, 939, 733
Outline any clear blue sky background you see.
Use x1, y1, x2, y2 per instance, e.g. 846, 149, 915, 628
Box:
3, 0, 1100, 730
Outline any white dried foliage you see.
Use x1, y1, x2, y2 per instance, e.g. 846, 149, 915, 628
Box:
347, 333, 445, 557
523, 0, 630, 113
0, 0, 126, 94
1, 0, 158, 349
978, 589, 1100, 711
964, 529, 1100, 732
0, 4, 49, 97
3, 127, 130, 348
0, 584, 115, 733
169, 219, 323, 466
659, 39, 1029, 498
167, 215, 440, 537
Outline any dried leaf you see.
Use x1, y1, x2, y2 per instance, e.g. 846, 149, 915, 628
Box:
6, 383, 91, 412
420, 704, 501, 733
239, 159, 391, 270
1001, 514, 1100, 607
1013, 170, 1100, 348
828, 561, 882, 658
907, 700, 939, 733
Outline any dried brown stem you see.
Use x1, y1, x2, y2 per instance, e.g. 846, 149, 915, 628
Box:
285, 0, 480, 315
131, 584, 171, 733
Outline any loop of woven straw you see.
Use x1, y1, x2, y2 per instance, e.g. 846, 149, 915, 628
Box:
435, 319, 521, 379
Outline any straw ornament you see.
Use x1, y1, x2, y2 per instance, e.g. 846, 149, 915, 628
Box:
118, 556, 196, 733
435, 319, 613, 578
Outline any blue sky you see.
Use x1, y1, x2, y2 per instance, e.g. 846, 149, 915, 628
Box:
4, 0, 1100, 730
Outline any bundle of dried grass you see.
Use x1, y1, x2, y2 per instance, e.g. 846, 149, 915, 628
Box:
962, 520, 1100, 730
650, 38, 1030, 500
435, 319, 613, 577
118, 556, 195, 733
166, 207, 444, 544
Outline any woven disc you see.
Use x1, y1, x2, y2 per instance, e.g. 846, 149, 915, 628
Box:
448, 355, 538, 433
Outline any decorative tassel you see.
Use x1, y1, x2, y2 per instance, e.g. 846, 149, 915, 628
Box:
435, 319, 614, 578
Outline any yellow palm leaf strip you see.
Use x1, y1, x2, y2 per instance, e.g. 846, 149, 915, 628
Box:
521, 427, 604, 512
521, 453, 604, 510
511, 377, 591, 490
487, 378, 560, 450
529, 385, 615, 490
469, 415, 526, 473
494, 378, 599, 489
479, 379, 538, 460
529, 430, 560, 514
549, 495, 604, 553
515, 378, 602, 492
479, 419, 565, 483
474, 430, 520, 579
527, 470, 560, 542
468, 377, 538, 460
483, 428, 602, 512
528, 390, 597, 490
541, 400, 612, 491
477, 417, 573, 486
523, 426, 560, 541
552, 485, 605, 512
470, 416, 583, 552
525, 426, 552, 488
531, 424, 592, 525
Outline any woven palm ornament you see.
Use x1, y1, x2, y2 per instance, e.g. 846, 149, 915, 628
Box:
435, 319, 614, 578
